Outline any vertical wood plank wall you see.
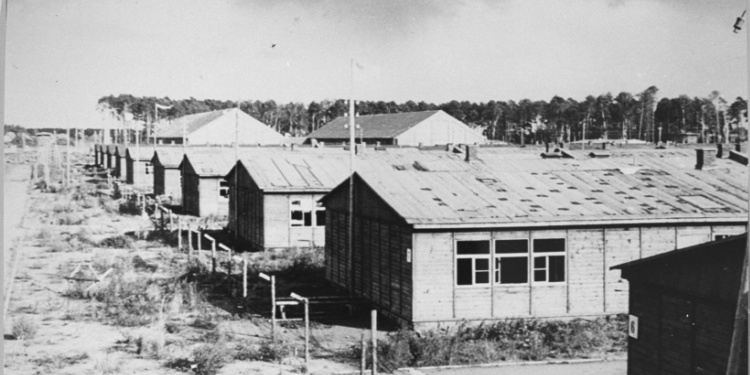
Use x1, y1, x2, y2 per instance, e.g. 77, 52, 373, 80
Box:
410, 224, 746, 328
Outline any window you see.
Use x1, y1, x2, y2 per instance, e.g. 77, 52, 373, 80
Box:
714, 234, 733, 241
532, 238, 565, 283
495, 239, 528, 284
219, 180, 229, 199
314, 201, 325, 227
145, 162, 152, 175
456, 240, 490, 286
290, 199, 313, 227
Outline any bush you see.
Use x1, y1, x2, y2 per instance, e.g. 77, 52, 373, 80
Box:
99, 235, 134, 249
192, 342, 231, 375
12, 316, 39, 340
55, 212, 86, 225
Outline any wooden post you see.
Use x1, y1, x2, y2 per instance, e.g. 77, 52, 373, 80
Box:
271, 275, 276, 342
178, 217, 183, 251
211, 240, 216, 274
220, 244, 232, 275
168, 212, 173, 231
188, 224, 193, 253
242, 259, 248, 298
361, 331, 366, 375
304, 300, 310, 365
197, 228, 202, 252
371, 310, 377, 375
160, 207, 165, 232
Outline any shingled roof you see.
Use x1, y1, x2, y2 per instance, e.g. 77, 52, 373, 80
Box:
306, 110, 442, 140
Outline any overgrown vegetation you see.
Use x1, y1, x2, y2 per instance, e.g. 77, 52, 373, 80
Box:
246, 247, 324, 281
353, 317, 628, 370
11, 316, 39, 340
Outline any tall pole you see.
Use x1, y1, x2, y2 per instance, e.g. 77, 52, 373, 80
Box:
235, 101, 239, 245
347, 59, 356, 295
154, 103, 158, 145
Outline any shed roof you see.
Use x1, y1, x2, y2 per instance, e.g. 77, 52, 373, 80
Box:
181, 147, 278, 177
233, 146, 480, 193
156, 108, 232, 138
125, 147, 155, 162
151, 147, 186, 168
306, 110, 442, 140
330, 149, 748, 229
611, 233, 746, 271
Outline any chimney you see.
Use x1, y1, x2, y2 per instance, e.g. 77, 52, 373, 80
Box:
736, 143, 741, 152
290, 143, 295, 151
559, 142, 564, 149
716, 143, 725, 158
695, 148, 717, 170
445, 143, 453, 152
376, 141, 381, 147
319, 141, 325, 148
418, 142, 424, 148
464, 145, 478, 162
601, 142, 606, 150
545, 142, 550, 153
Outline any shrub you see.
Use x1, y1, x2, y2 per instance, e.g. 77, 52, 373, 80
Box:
12, 316, 39, 340
99, 235, 134, 249
55, 212, 86, 225
192, 342, 231, 375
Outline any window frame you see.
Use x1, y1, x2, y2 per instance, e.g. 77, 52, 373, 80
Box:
455, 239, 491, 287
289, 198, 314, 228
494, 238, 529, 285
218, 179, 229, 200
314, 201, 325, 227
531, 238, 566, 284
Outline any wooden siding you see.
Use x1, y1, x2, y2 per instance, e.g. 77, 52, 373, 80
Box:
410, 224, 746, 327
198, 178, 227, 217
627, 282, 741, 375
154, 165, 165, 196
324, 176, 413, 323
182, 162, 200, 216
230, 164, 265, 250
126, 159, 150, 188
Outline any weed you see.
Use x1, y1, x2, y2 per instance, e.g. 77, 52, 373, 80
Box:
12, 317, 39, 340
31, 352, 89, 369
94, 353, 123, 374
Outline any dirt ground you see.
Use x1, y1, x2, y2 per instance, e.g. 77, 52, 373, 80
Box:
3, 150, 395, 375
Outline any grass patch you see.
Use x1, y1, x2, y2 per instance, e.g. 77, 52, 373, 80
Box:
247, 247, 324, 281
357, 317, 628, 369
31, 352, 89, 369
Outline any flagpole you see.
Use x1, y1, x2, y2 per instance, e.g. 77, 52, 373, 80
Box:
347, 58, 355, 295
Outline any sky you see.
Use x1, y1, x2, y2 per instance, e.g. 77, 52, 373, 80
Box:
4, 0, 748, 128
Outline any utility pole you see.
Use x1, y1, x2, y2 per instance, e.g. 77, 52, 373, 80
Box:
347, 59, 356, 295
66, 125, 71, 187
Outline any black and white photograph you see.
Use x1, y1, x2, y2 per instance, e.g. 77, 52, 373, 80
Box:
2, 0, 749, 374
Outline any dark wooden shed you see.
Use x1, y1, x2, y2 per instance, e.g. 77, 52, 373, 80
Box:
611, 234, 748, 375
151, 146, 185, 204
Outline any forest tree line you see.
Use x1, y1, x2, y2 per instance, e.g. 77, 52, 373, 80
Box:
97, 87, 747, 144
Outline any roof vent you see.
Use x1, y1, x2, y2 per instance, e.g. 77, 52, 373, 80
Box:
588, 152, 610, 158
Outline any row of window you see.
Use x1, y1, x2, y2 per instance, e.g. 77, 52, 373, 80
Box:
456, 238, 566, 286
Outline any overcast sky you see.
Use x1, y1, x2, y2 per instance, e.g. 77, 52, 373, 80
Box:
5, 0, 748, 128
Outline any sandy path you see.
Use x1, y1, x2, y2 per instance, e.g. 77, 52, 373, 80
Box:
3, 164, 30, 304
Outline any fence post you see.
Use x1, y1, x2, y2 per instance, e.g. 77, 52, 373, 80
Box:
197, 228, 202, 252
178, 217, 183, 251
211, 240, 216, 274
361, 331, 366, 375
160, 206, 165, 232
271, 275, 276, 342
371, 310, 377, 375
188, 223, 192, 253
242, 259, 248, 298
168, 211, 173, 231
